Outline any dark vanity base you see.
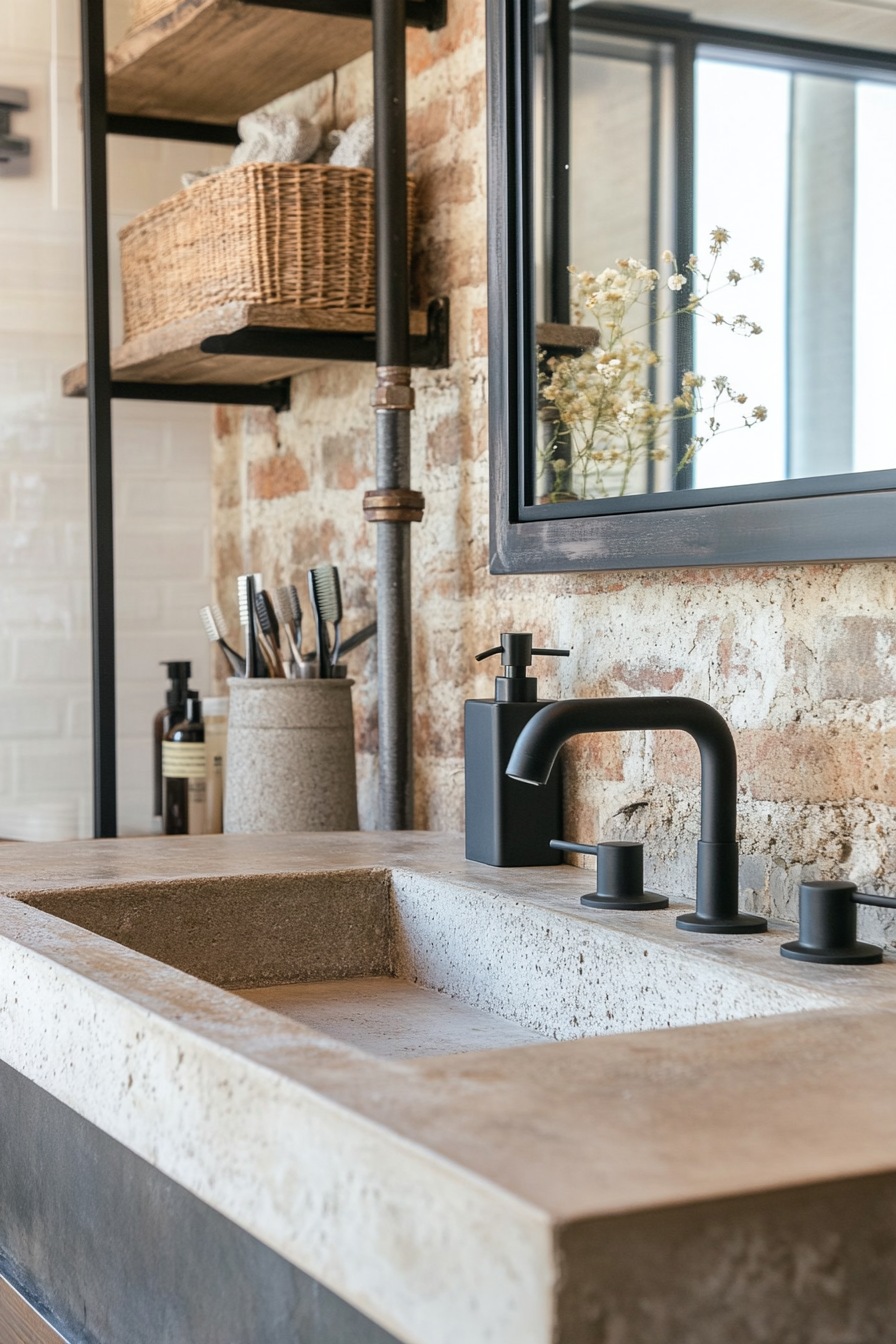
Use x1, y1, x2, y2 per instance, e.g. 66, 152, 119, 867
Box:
0, 1059, 400, 1344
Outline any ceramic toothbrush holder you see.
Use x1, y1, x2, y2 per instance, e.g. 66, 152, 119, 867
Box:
224, 678, 359, 833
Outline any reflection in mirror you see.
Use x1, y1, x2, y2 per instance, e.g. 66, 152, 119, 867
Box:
533, 0, 896, 505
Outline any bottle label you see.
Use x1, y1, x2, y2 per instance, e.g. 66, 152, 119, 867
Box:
187, 778, 207, 836
162, 742, 207, 779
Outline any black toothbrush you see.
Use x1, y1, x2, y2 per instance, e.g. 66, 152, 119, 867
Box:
274, 584, 304, 667
199, 603, 246, 676
307, 567, 331, 678
309, 564, 343, 674
238, 573, 265, 678
339, 620, 376, 656
254, 589, 286, 677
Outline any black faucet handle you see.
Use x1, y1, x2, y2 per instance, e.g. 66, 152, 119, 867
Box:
550, 839, 597, 856
781, 880, 894, 965
531, 648, 570, 658
551, 839, 669, 912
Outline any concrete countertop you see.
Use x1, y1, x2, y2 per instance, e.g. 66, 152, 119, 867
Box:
0, 832, 895, 1343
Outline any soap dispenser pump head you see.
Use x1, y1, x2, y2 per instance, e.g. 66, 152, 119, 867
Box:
161, 660, 192, 710
475, 633, 569, 703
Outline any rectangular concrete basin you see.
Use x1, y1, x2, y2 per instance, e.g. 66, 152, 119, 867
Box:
26, 865, 841, 1059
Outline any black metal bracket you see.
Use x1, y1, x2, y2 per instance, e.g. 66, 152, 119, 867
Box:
107, 114, 240, 145
0, 86, 30, 177
109, 380, 292, 411
200, 296, 450, 370
242, 0, 446, 31
410, 295, 450, 369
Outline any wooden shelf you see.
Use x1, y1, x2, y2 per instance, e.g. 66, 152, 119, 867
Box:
62, 302, 431, 396
107, 0, 374, 125
535, 322, 599, 352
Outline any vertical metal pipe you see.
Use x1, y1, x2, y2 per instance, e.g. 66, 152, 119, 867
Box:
80, 0, 118, 837
373, 0, 414, 829
546, 0, 571, 324
374, 0, 410, 370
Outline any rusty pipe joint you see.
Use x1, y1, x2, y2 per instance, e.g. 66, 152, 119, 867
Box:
370, 365, 416, 411
363, 487, 425, 522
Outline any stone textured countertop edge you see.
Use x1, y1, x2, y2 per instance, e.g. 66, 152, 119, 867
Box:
2, 834, 896, 1343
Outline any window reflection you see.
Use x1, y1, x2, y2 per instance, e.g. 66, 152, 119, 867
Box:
534, 0, 896, 503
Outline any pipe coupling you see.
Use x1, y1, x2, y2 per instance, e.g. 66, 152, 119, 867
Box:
363, 488, 425, 523
370, 365, 415, 411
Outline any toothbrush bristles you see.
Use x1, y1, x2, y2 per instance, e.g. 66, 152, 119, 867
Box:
199, 605, 220, 643
287, 583, 302, 629
237, 572, 263, 627
273, 586, 295, 632
254, 589, 279, 639
310, 564, 341, 622
237, 575, 250, 627
210, 601, 229, 638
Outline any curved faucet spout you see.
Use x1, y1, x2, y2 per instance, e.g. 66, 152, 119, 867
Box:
506, 696, 766, 934
506, 696, 736, 844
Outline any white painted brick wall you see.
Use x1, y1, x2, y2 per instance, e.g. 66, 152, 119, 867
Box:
0, 0, 230, 838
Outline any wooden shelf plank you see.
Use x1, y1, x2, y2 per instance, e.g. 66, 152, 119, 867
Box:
535, 323, 599, 350
107, 0, 373, 124
62, 303, 430, 395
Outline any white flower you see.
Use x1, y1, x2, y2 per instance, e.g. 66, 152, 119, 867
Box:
668, 273, 687, 292
661, 249, 674, 264
752, 405, 768, 421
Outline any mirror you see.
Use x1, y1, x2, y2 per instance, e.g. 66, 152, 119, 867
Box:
487, 0, 896, 569
535, 0, 896, 501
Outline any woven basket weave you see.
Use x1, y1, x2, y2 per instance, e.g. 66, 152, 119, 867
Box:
128, 0, 176, 29
119, 162, 416, 343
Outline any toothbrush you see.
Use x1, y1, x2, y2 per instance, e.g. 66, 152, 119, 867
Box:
199, 603, 246, 676
237, 573, 265, 678
339, 619, 377, 656
308, 564, 342, 676
274, 584, 304, 668
307, 567, 330, 678
254, 589, 286, 678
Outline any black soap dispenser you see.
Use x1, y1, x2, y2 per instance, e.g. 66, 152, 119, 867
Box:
464, 633, 568, 866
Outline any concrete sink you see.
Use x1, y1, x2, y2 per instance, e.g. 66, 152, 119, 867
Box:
26, 861, 841, 1060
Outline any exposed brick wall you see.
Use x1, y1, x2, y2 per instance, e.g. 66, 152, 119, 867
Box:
211, 0, 896, 938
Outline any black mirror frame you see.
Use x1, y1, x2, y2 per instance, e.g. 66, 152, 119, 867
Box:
486, 0, 896, 573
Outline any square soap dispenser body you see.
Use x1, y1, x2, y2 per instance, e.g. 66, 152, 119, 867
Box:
464, 633, 566, 866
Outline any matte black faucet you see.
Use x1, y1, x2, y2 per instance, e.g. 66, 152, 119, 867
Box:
506, 696, 767, 934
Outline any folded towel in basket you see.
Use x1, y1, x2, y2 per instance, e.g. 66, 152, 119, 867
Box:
230, 111, 321, 167
327, 115, 374, 169
181, 111, 321, 189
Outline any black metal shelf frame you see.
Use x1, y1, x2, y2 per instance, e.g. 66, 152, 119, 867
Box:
80, 0, 446, 834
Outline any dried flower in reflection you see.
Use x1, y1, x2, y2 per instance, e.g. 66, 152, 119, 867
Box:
537, 227, 767, 502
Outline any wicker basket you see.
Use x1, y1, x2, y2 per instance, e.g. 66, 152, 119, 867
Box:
128, 0, 176, 29
119, 162, 416, 343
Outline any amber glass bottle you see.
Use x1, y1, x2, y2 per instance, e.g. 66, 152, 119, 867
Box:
153, 662, 195, 823
163, 698, 206, 836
